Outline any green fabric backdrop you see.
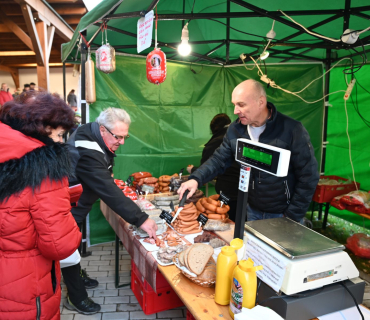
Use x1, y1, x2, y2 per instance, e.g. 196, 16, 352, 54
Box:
88, 55, 324, 245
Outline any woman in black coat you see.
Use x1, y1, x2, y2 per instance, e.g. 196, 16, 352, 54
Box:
187, 114, 240, 222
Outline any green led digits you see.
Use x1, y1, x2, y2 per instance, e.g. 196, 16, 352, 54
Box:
242, 147, 272, 165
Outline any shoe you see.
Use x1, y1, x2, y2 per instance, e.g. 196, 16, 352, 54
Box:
64, 296, 101, 315
80, 268, 99, 289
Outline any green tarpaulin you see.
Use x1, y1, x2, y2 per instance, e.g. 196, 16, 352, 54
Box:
88, 54, 324, 245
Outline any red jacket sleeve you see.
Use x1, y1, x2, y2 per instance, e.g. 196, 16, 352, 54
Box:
30, 177, 82, 260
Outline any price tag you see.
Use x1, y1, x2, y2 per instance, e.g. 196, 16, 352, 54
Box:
137, 10, 154, 53
238, 165, 250, 192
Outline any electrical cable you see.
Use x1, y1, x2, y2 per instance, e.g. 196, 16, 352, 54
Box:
190, 61, 203, 74
340, 282, 364, 320
279, 10, 370, 43
246, 55, 346, 104
344, 98, 358, 189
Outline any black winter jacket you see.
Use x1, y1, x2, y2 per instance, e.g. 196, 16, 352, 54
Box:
191, 126, 240, 201
67, 122, 148, 227
189, 103, 319, 222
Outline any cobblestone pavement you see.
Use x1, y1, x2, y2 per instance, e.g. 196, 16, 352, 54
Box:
61, 242, 370, 319
61, 242, 187, 320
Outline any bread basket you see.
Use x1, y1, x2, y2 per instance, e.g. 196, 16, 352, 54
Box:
172, 252, 216, 287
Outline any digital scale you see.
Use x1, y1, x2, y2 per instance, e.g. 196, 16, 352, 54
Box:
232, 138, 364, 319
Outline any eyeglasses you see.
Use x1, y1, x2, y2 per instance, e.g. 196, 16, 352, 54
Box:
104, 126, 130, 140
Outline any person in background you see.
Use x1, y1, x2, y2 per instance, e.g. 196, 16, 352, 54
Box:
67, 89, 78, 111
62, 107, 158, 315
23, 83, 30, 92
69, 111, 82, 136
0, 91, 82, 320
30, 82, 36, 90
12, 87, 22, 99
187, 113, 240, 221
179, 79, 319, 223
0, 83, 13, 107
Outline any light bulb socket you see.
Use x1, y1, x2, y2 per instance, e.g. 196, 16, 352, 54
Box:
181, 23, 189, 41
260, 51, 270, 60
266, 30, 276, 40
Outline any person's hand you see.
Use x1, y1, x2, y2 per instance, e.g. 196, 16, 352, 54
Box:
177, 179, 198, 200
140, 218, 158, 239
186, 165, 194, 174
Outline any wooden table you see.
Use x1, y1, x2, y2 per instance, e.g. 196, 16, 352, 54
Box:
100, 201, 330, 320
158, 264, 232, 320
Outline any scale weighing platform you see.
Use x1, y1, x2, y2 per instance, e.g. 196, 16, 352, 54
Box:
242, 218, 364, 320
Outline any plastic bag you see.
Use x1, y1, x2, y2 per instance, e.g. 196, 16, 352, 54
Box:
203, 220, 230, 231
135, 198, 156, 210
340, 190, 370, 206
96, 28, 116, 74
346, 233, 370, 258
330, 196, 347, 210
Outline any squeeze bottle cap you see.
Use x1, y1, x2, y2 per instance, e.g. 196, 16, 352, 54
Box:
230, 238, 243, 250
238, 259, 254, 272
221, 246, 236, 256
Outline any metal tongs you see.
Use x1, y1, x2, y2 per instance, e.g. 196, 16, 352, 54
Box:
170, 189, 189, 224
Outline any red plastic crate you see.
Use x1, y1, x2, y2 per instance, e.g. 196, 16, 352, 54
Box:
313, 175, 360, 203
131, 260, 170, 291
131, 271, 184, 315
186, 309, 196, 320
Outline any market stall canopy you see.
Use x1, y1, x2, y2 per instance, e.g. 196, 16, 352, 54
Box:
61, 0, 370, 66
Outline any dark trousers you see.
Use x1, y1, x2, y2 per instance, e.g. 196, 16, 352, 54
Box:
61, 223, 88, 305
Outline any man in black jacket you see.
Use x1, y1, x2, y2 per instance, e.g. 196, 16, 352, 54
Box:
63, 107, 157, 315
179, 79, 319, 223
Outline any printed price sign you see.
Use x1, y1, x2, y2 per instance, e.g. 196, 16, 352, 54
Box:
137, 10, 154, 53
245, 235, 287, 293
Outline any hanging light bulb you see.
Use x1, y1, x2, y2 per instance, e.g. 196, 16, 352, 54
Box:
260, 51, 270, 60
178, 23, 191, 56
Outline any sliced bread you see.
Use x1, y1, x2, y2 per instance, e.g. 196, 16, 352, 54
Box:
187, 244, 214, 275
178, 249, 186, 266
183, 245, 192, 270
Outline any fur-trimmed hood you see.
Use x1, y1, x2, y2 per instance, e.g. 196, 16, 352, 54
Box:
0, 123, 72, 202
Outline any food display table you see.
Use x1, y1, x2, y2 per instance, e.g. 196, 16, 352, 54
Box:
100, 201, 160, 291
101, 200, 334, 320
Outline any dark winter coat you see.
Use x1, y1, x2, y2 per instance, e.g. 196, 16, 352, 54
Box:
67, 122, 148, 226
189, 103, 319, 222
0, 122, 82, 320
191, 126, 240, 200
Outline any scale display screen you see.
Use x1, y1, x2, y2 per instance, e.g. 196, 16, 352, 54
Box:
242, 146, 272, 165
236, 139, 291, 177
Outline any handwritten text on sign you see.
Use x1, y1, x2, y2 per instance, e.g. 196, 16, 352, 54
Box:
137, 10, 154, 53
245, 234, 288, 293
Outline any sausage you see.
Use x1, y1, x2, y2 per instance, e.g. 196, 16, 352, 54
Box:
205, 209, 216, 215
161, 175, 172, 182
159, 181, 169, 187
207, 213, 223, 219
179, 213, 198, 222
206, 197, 221, 207
209, 194, 220, 200
132, 172, 152, 180
216, 205, 230, 214
196, 199, 206, 212
143, 177, 158, 184
202, 200, 217, 212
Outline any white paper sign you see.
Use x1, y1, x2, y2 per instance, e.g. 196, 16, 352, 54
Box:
238, 165, 250, 192
245, 234, 287, 292
137, 10, 154, 53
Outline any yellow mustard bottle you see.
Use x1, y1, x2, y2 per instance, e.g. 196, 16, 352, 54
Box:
228, 258, 263, 319
214, 238, 243, 305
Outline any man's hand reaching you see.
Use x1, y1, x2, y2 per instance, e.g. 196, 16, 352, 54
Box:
140, 218, 158, 239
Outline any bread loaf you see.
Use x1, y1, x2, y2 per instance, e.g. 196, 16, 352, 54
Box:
187, 244, 214, 275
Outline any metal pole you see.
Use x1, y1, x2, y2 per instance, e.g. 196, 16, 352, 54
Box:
234, 165, 250, 239
63, 62, 66, 102
226, 0, 230, 64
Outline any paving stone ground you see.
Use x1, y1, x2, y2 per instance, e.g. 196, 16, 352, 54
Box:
61, 241, 370, 319
60, 242, 187, 320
